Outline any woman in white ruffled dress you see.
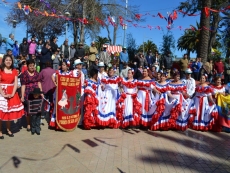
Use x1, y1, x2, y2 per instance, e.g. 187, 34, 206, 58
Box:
97, 68, 121, 128
117, 69, 142, 128
191, 74, 218, 131
150, 72, 179, 130
137, 68, 160, 127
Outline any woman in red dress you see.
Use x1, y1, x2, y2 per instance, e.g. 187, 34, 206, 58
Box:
0, 55, 24, 139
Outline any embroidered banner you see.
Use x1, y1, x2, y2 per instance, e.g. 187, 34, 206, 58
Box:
56, 74, 81, 131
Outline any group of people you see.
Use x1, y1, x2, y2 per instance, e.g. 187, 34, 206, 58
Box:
84, 65, 229, 132
1, 34, 230, 141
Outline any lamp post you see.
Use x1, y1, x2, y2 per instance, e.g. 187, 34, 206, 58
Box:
12, 20, 17, 36
122, 0, 128, 47
64, 12, 70, 39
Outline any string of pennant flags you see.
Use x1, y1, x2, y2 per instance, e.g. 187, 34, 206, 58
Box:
1, 0, 230, 32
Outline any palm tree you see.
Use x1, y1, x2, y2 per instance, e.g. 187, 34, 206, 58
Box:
138, 40, 158, 55
95, 36, 110, 52
177, 22, 200, 56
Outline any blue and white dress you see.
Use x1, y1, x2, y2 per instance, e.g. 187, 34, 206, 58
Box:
137, 80, 157, 127
97, 76, 121, 128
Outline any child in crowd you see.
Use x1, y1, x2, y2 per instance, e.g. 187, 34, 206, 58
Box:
28, 88, 44, 135
52, 50, 60, 70
21, 60, 28, 73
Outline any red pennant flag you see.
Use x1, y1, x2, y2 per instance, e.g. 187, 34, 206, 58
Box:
172, 11, 178, 20
135, 14, 141, 20
157, 13, 164, 19
204, 7, 210, 17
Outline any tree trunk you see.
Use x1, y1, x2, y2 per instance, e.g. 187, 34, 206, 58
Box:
73, 21, 78, 46
198, 0, 212, 63
80, 1, 86, 43
113, 17, 119, 45
208, 13, 220, 53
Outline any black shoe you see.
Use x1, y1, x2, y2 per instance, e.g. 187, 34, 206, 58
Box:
31, 132, 35, 135
36, 132, 40, 135
0, 135, 4, 139
6, 131, 14, 137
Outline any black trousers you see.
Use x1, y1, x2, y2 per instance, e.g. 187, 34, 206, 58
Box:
193, 72, 199, 81
31, 114, 41, 133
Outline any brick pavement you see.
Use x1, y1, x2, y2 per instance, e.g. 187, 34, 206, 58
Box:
0, 122, 230, 173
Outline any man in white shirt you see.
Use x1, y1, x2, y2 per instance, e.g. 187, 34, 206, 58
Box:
182, 68, 196, 98
120, 62, 131, 78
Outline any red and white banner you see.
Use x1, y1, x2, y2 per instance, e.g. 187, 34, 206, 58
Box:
56, 74, 81, 131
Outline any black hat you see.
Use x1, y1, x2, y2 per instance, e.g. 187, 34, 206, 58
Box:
30, 88, 43, 95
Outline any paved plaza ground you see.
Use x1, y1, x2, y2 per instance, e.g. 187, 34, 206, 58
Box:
0, 121, 230, 173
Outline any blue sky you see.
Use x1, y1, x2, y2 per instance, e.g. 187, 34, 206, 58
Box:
0, 0, 200, 57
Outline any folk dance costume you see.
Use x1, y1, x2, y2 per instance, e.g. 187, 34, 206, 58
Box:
210, 85, 226, 132
150, 83, 179, 130
191, 86, 218, 131
116, 78, 142, 128
168, 83, 196, 130
83, 79, 99, 129
50, 70, 72, 129
98, 76, 121, 128
0, 69, 24, 121
137, 80, 157, 127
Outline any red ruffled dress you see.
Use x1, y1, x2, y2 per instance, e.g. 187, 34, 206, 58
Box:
116, 78, 142, 128
168, 83, 196, 131
191, 85, 218, 131
83, 79, 99, 130
0, 69, 24, 121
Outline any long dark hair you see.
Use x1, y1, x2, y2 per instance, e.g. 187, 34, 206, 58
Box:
1, 55, 14, 70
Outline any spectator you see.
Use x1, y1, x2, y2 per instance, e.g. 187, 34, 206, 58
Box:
134, 65, 143, 80
51, 50, 60, 70
82, 63, 88, 79
19, 38, 29, 57
179, 54, 189, 79
162, 51, 173, 72
145, 50, 153, 67
88, 41, 98, 67
28, 37, 37, 59
89, 57, 99, 72
119, 47, 129, 73
138, 53, 148, 68
40, 42, 52, 71
21, 60, 27, 73
21, 59, 42, 131
182, 68, 195, 99
39, 62, 56, 122
12, 41, 19, 57
98, 62, 108, 81
150, 65, 157, 80
60, 39, 70, 60
99, 45, 111, 70
50, 36, 59, 54
203, 59, 213, 83
6, 33, 14, 51
214, 57, 224, 78
225, 58, 230, 84
112, 63, 119, 76
70, 43, 76, 60
36, 39, 43, 55
74, 42, 85, 61
192, 57, 202, 81
120, 62, 131, 78
152, 51, 161, 72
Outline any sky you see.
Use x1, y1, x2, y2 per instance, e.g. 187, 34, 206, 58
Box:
0, 0, 200, 57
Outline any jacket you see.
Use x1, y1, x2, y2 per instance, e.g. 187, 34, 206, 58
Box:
40, 46, 52, 63
74, 48, 85, 60
6, 38, 14, 50
19, 43, 29, 56
28, 42, 37, 54
50, 42, 58, 54
163, 55, 173, 69
99, 51, 111, 66
12, 44, 19, 57
88, 46, 98, 61
60, 44, 70, 60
